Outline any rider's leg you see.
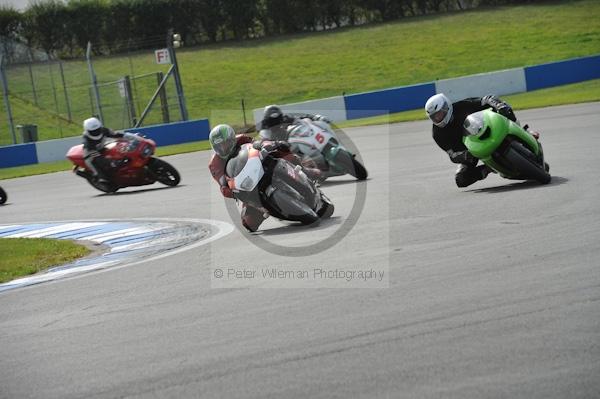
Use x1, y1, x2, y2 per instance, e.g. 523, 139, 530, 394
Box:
455, 163, 491, 188
241, 204, 267, 232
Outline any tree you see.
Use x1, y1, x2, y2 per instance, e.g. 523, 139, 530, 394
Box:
25, 0, 70, 56
222, 0, 258, 40
65, 0, 108, 55
196, 0, 223, 43
0, 6, 23, 61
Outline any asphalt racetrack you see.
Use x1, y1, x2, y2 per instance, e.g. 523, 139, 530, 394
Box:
1, 103, 599, 398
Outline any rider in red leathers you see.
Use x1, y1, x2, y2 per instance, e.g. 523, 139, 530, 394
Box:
208, 124, 321, 232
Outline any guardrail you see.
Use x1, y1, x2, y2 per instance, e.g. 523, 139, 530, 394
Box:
0, 118, 210, 168
253, 54, 600, 124
2, 54, 599, 169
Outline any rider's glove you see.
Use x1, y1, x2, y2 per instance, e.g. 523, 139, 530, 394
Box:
220, 185, 233, 198
482, 95, 517, 122
123, 132, 139, 140
497, 105, 517, 122
481, 95, 502, 108
313, 114, 332, 124
260, 140, 290, 153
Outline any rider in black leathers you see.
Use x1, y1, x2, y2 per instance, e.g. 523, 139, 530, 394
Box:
82, 117, 127, 183
257, 104, 331, 141
425, 94, 517, 187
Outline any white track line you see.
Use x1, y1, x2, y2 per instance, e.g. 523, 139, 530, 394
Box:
5, 222, 108, 238
0, 218, 234, 294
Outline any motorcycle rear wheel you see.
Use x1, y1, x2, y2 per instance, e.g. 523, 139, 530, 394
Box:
504, 141, 551, 184
149, 158, 181, 187
0, 186, 7, 204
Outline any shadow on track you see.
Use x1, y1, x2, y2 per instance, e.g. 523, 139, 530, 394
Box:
253, 216, 343, 237
468, 176, 568, 194
94, 185, 184, 197
319, 178, 370, 187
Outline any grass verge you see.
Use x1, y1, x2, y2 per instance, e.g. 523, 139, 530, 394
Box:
0, 238, 90, 284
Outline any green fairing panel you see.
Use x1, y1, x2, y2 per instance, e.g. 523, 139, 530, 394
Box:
464, 111, 540, 160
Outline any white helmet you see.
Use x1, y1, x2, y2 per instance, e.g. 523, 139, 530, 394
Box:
83, 117, 103, 140
425, 94, 453, 127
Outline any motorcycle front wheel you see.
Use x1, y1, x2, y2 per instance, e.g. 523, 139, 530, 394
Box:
504, 141, 551, 184
0, 186, 7, 204
87, 177, 118, 193
332, 149, 368, 180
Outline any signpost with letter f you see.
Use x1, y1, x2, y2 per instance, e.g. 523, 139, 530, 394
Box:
135, 30, 189, 128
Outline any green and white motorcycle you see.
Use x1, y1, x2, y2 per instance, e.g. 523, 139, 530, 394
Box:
463, 110, 551, 184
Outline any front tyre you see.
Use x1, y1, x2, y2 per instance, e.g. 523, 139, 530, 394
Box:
88, 178, 118, 193
504, 141, 551, 184
149, 158, 180, 187
270, 189, 320, 225
317, 193, 334, 219
351, 158, 368, 180
0, 186, 7, 204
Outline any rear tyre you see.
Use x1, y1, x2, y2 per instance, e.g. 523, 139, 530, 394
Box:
504, 141, 551, 184
0, 186, 7, 204
149, 158, 180, 187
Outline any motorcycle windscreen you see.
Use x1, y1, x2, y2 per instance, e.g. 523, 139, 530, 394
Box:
226, 146, 264, 192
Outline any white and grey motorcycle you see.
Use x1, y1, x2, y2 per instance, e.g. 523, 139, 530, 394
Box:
286, 118, 368, 182
225, 143, 334, 228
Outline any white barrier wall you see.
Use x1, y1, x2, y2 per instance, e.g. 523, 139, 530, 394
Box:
35, 136, 83, 163
253, 96, 347, 126
435, 68, 527, 102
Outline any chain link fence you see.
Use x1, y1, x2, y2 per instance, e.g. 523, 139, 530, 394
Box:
1, 37, 187, 147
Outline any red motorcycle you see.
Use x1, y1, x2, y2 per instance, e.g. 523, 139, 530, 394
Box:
66, 135, 180, 193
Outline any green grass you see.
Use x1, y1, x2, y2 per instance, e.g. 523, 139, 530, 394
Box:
0, 238, 90, 283
1, 0, 599, 144
0, 160, 73, 180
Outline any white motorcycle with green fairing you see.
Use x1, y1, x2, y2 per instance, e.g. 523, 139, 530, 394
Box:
287, 118, 368, 182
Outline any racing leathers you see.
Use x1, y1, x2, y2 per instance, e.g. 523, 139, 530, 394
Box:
258, 112, 331, 141
83, 127, 125, 181
209, 135, 322, 232
432, 95, 517, 187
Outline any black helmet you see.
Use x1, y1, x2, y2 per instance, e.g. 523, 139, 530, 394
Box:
262, 105, 283, 128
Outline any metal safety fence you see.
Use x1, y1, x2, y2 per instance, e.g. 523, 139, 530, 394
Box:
1, 36, 187, 147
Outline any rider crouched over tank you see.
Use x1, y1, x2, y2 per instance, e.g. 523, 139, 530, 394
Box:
425, 94, 543, 188
82, 117, 136, 183
208, 124, 322, 232
257, 104, 331, 142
